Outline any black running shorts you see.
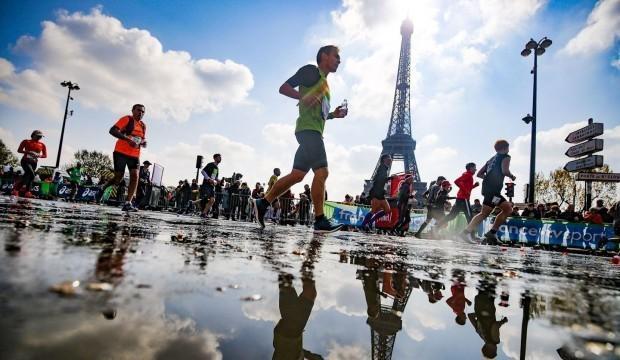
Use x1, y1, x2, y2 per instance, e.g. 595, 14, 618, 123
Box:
369, 189, 386, 201
293, 130, 328, 172
482, 193, 506, 207
113, 152, 139, 172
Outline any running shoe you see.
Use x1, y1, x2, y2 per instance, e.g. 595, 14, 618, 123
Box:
483, 231, 505, 245
253, 198, 269, 228
121, 202, 138, 212
11, 190, 19, 197
313, 217, 343, 233
458, 230, 478, 244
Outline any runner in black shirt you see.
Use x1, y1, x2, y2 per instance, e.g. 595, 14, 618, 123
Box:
459, 140, 516, 244
361, 154, 392, 230
200, 153, 221, 218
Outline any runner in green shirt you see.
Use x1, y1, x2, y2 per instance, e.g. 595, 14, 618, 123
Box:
253, 45, 348, 233
67, 162, 83, 201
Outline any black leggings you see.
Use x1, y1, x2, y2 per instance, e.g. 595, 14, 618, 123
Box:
20, 159, 37, 191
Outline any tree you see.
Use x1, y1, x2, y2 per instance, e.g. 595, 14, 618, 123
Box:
535, 165, 616, 208
0, 139, 18, 166
64, 150, 113, 180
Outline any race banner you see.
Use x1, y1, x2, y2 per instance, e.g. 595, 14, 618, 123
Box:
325, 201, 426, 229
325, 201, 616, 250
489, 217, 615, 250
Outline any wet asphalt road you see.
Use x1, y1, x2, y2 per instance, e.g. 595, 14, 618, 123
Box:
0, 197, 619, 360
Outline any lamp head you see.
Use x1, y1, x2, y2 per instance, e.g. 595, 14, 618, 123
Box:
60, 81, 69, 87
526, 39, 538, 50
522, 114, 534, 124
540, 38, 552, 48
521, 48, 532, 57
72, 84, 80, 90
535, 47, 546, 56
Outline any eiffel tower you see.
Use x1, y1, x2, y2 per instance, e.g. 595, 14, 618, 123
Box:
364, 18, 427, 200
357, 269, 415, 360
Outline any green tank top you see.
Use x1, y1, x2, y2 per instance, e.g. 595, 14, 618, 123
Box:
295, 70, 330, 135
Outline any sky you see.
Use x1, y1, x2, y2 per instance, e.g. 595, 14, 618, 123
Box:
0, 0, 619, 203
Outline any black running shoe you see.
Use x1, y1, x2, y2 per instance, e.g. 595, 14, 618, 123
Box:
253, 198, 269, 228
483, 231, 504, 245
121, 202, 138, 212
313, 217, 343, 233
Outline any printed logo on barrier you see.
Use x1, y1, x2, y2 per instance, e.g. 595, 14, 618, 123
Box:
58, 185, 72, 196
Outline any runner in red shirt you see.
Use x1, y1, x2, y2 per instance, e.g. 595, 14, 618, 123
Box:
436, 162, 479, 230
97, 104, 147, 212
12, 130, 47, 198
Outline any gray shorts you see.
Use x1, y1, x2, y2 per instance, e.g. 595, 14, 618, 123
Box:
293, 130, 328, 172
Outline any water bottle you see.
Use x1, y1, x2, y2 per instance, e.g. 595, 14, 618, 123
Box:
341, 99, 348, 115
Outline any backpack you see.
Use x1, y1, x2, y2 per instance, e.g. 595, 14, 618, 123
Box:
122, 117, 146, 136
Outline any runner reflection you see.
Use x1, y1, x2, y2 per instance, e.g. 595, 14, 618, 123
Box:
272, 237, 324, 360
468, 275, 508, 359
446, 269, 472, 326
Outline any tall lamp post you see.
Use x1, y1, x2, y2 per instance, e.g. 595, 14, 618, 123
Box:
520, 37, 551, 203
56, 81, 80, 168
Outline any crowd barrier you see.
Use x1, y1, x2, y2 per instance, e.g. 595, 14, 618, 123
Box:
324, 201, 617, 250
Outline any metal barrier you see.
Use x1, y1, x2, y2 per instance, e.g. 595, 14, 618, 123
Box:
183, 192, 315, 225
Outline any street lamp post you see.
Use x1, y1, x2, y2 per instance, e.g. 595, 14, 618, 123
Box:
521, 37, 551, 204
56, 81, 80, 168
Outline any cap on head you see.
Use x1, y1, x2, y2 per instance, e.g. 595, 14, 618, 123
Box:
143, 160, 152, 165
31, 130, 44, 138
437, 176, 446, 182
441, 180, 451, 187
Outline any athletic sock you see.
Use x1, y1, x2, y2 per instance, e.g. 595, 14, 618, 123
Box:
361, 212, 373, 227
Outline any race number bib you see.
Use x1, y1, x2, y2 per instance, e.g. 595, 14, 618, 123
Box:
321, 95, 330, 120
491, 196, 502, 205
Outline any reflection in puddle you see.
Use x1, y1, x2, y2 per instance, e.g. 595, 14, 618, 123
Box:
0, 198, 619, 359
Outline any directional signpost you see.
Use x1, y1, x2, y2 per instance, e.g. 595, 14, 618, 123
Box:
565, 122, 604, 143
576, 172, 620, 182
564, 155, 603, 172
565, 139, 603, 158
564, 118, 605, 210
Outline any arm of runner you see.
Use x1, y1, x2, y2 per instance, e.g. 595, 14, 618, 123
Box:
279, 82, 300, 100
17, 140, 27, 154
109, 126, 138, 147
40, 143, 47, 158
501, 157, 516, 181
329, 105, 347, 119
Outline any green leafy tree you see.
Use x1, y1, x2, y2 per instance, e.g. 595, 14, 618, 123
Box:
64, 150, 113, 180
0, 139, 18, 166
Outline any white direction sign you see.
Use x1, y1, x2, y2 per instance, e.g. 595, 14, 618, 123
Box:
565, 139, 604, 157
576, 172, 620, 182
565, 122, 603, 143
564, 155, 603, 172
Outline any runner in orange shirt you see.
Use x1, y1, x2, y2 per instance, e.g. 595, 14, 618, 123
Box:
13, 130, 47, 198
98, 104, 147, 212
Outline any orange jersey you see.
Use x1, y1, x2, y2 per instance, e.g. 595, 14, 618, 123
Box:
113, 116, 145, 158
18, 139, 47, 162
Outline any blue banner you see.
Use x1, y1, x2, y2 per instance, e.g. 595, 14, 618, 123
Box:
325, 201, 616, 250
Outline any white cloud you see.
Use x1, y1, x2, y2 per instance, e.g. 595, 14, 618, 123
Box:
326, 343, 370, 360
262, 123, 296, 147
562, 0, 620, 56
0, 7, 254, 122
316, 0, 545, 122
